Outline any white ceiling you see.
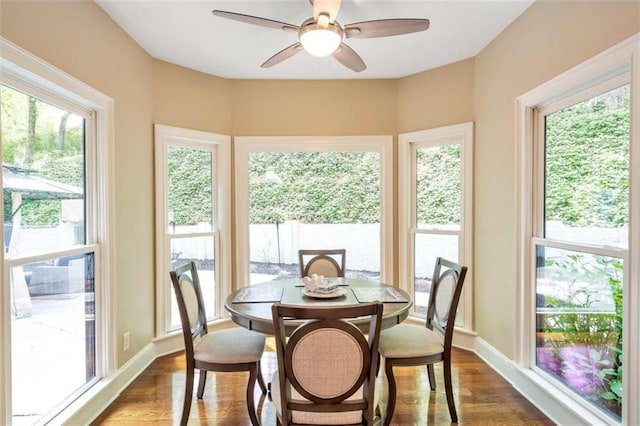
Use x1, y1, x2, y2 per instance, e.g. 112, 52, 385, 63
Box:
96, 0, 534, 80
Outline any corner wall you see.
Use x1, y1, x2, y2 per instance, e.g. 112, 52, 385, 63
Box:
473, 0, 639, 357
153, 60, 232, 134
397, 57, 475, 133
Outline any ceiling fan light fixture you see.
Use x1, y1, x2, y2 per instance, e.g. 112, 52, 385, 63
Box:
299, 22, 343, 57
212, 4, 431, 73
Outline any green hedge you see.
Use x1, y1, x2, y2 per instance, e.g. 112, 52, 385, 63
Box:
3, 85, 630, 229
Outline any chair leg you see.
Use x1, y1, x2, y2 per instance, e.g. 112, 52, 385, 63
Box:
246, 363, 261, 426
181, 367, 194, 426
257, 360, 267, 395
196, 369, 207, 398
383, 360, 397, 426
443, 357, 458, 423
427, 363, 436, 391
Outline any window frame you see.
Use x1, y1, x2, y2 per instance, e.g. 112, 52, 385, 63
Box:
234, 135, 394, 288
516, 34, 640, 425
153, 124, 231, 336
398, 122, 474, 331
0, 37, 115, 424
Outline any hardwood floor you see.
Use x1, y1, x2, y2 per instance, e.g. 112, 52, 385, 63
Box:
93, 340, 553, 425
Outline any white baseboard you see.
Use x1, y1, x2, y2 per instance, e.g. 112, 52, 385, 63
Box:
474, 338, 616, 426
55, 320, 250, 425
57, 343, 156, 426
153, 330, 185, 358
452, 327, 477, 352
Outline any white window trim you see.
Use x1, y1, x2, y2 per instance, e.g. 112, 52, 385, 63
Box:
153, 124, 231, 335
516, 33, 640, 425
398, 122, 474, 331
234, 135, 394, 287
0, 37, 115, 424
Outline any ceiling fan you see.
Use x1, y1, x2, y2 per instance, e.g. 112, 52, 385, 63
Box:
212, 0, 430, 72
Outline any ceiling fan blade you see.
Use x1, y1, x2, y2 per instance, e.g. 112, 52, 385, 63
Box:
344, 18, 430, 39
332, 43, 366, 72
261, 43, 304, 68
212, 10, 299, 32
313, 0, 342, 24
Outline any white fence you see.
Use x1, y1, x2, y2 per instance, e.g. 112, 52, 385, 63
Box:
249, 221, 381, 272
11, 220, 628, 276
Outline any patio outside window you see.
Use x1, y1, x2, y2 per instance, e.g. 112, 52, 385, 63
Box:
1, 84, 96, 425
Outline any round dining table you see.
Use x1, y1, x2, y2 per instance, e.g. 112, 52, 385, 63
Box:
225, 277, 413, 335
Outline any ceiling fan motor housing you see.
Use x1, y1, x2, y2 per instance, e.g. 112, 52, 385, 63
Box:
298, 18, 344, 57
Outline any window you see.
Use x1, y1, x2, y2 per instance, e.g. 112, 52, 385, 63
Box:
535, 82, 628, 421
234, 136, 393, 287
154, 124, 231, 335
517, 36, 639, 424
1, 39, 114, 425
398, 123, 473, 329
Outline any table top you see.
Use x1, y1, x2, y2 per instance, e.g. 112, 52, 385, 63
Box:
224, 278, 413, 335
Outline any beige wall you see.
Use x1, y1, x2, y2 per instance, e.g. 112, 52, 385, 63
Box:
397, 58, 475, 133
473, 0, 639, 357
153, 60, 232, 134
230, 79, 397, 136
1, 0, 638, 371
1, 0, 156, 365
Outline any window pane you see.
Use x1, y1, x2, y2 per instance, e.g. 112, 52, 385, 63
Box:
544, 85, 629, 249
414, 233, 458, 315
248, 151, 380, 284
2, 86, 86, 258
11, 253, 95, 425
416, 144, 461, 229
167, 146, 212, 233
169, 236, 215, 329
2, 85, 93, 424
535, 245, 622, 420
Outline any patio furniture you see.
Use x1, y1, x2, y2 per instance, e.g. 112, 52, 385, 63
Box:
27, 257, 85, 295
270, 302, 384, 425
378, 257, 468, 424
298, 249, 346, 277
170, 261, 267, 425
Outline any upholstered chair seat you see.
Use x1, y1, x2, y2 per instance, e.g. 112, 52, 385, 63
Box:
194, 327, 266, 364
378, 323, 444, 358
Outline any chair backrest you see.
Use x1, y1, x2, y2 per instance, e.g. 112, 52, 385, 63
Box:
298, 249, 346, 278
271, 302, 383, 425
425, 257, 468, 346
169, 261, 208, 358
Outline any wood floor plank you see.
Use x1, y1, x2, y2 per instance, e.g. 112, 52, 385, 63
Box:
92, 343, 553, 425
